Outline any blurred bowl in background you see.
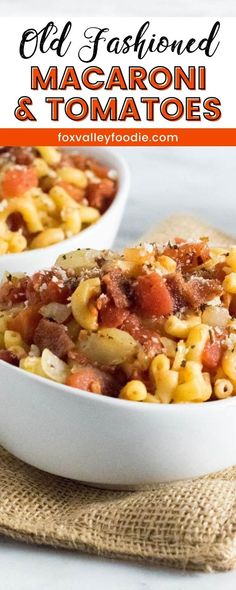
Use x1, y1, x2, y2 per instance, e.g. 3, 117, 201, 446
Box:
0, 147, 130, 276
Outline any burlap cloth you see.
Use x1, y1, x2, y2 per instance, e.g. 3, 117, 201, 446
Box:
1, 447, 236, 571
1, 214, 236, 572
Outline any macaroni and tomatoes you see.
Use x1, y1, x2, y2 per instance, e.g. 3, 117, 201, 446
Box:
0, 239, 236, 404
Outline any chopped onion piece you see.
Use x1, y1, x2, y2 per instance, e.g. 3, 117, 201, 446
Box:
40, 303, 71, 324
56, 249, 101, 271
41, 348, 69, 383
56, 248, 118, 274
201, 306, 230, 329
79, 328, 139, 366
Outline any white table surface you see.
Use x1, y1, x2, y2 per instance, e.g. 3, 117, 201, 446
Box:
1, 146, 236, 588
1, 0, 236, 586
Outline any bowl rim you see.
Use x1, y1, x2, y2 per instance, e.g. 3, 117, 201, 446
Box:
1, 359, 235, 412
0, 147, 130, 261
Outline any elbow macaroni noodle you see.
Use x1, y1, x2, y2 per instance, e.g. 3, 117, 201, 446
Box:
120, 380, 148, 402
71, 277, 101, 330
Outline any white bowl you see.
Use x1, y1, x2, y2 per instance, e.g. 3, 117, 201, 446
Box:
0, 148, 129, 276
0, 360, 235, 487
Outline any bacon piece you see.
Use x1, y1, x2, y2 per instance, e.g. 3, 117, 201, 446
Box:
11, 147, 35, 166
0, 349, 19, 366
185, 277, 222, 309
26, 270, 75, 306
34, 319, 74, 359
166, 272, 222, 311
86, 179, 116, 213
102, 269, 132, 309
165, 272, 187, 312
71, 154, 87, 170
213, 261, 227, 282
135, 273, 173, 317
121, 313, 162, 358
86, 159, 109, 179
0, 281, 17, 308
0, 147, 35, 165
0, 147, 11, 155
6, 212, 30, 240
66, 366, 119, 396
0, 276, 29, 308
163, 241, 210, 271
0, 270, 75, 310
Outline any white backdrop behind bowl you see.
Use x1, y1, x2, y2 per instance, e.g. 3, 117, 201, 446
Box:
114, 146, 236, 249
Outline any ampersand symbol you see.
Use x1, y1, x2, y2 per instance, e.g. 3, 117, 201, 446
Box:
14, 96, 36, 121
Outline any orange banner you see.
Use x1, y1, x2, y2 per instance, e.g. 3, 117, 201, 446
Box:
0, 128, 236, 146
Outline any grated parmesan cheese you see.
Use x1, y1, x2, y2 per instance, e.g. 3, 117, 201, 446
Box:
0, 199, 7, 212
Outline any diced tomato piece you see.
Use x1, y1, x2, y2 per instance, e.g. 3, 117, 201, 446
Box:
1, 166, 38, 198
202, 339, 222, 371
99, 303, 129, 328
66, 369, 100, 392
66, 367, 117, 396
55, 180, 84, 202
8, 305, 41, 344
135, 273, 173, 317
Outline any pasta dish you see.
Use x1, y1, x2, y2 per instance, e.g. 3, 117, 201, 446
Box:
0, 239, 236, 403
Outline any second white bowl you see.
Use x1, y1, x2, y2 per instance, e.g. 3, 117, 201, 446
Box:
0, 148, 129, 276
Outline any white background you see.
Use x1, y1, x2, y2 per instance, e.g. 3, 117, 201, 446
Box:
1, 0, 236, 17
0, 16, 235, 128
1, 0, 236, 589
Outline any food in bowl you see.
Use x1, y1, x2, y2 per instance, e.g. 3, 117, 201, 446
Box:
0, 146, 117, 253
1, 239, 236, 404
